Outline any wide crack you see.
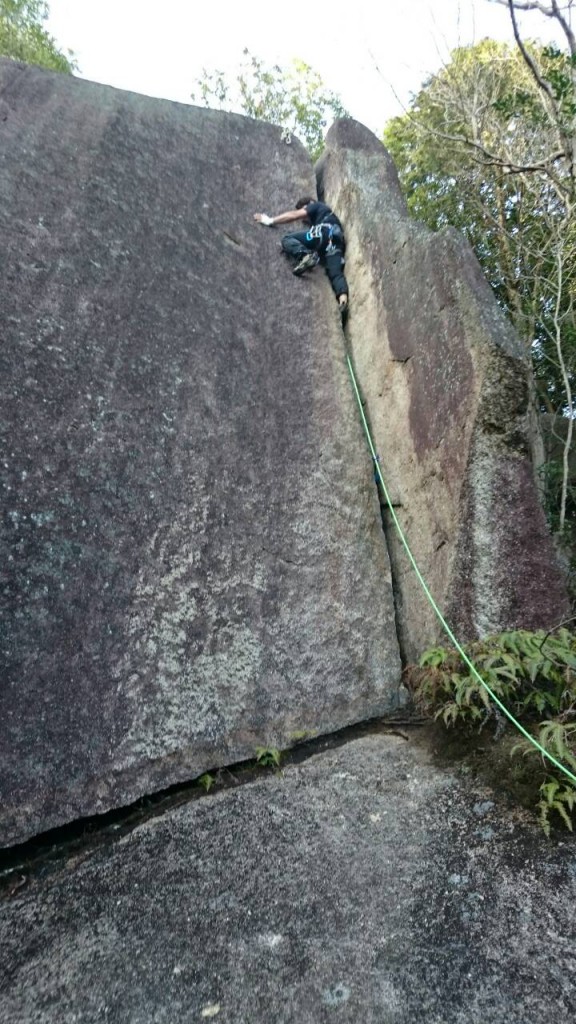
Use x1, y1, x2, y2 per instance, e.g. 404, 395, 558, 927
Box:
0, 714, 424, 897
339, 317, 410, 669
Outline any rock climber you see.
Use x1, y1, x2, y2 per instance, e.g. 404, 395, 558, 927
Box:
254, 197, 349, 320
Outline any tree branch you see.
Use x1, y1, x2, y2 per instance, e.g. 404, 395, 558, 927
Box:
507, 1, 557, 102
490, 1, 576, 55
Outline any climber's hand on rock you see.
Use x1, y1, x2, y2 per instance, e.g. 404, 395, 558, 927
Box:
254, 213, 275, 226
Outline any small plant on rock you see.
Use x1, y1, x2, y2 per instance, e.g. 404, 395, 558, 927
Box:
255, 746, 282, 769
198, 772, 216, 793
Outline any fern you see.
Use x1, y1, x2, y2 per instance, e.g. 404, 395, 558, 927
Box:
538, 778, 576, 835
407, 628, 576, 833
255, 746, 282, 769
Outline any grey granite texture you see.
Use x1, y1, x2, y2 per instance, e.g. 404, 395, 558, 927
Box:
0, 63, 401, 846
318, 118, 569, 660
1, 733, 574, 1023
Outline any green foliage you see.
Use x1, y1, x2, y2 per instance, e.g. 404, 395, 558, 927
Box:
513, 721, 576, 834
0, 1, 76, 72
255, 745, 282, 769
198, 772, 215, 793
541, 45, 576, 120
383, 39, 576, 421
414, 629, 576, 723
408, 628, 576, 832
192, 48, 347, 161
537, 774, 576, 835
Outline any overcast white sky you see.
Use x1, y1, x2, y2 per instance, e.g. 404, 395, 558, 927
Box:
45, 0, 564, 135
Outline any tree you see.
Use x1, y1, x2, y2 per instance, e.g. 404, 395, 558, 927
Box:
0, 0, 76, 72
191, 49, 347, 161
384, 23, 576, 539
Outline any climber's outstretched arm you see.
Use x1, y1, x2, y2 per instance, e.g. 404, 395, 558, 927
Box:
253, 208, 308, 226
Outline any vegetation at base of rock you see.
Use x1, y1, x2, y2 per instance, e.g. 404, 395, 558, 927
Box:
406, 628, 576, 834
413, 629, 576, 724
517, 724, 576, 833
191, 48, 347, 161
0, 1, 75, 72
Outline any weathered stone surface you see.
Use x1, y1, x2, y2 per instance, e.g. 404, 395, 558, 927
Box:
1, 733, 575, 1023
318, 119, 569, 660
0, 63, 401, 847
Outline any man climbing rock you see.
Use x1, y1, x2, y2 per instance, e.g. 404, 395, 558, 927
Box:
254, 197, 349, 321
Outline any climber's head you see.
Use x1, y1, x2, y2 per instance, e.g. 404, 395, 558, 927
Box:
296, 197, 314, 216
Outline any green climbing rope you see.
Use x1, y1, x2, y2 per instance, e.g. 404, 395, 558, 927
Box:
345, 351, 576, 787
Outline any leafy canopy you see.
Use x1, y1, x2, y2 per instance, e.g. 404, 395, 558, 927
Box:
384, 36, 576, 542
0, 0, 76, 72
384, 39, 575, 334
192, 48, 347, 161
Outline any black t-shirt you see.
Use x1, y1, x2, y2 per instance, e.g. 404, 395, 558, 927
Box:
305, 201, 343, 232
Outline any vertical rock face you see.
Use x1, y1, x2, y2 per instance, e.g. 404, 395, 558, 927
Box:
318, 119, 569, 661
0, 63, 401, 847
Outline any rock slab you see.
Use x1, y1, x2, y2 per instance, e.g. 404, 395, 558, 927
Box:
318, 119, 569, 660
0, 64, 401, 846
1, 733, 574, 1023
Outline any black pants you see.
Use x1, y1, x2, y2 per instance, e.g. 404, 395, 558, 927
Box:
281, 230, 348, 299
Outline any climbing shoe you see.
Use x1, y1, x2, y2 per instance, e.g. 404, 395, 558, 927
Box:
293, 252, 319, 276
339, 294, 349, 325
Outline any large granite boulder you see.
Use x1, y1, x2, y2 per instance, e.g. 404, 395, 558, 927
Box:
0, 63, 401, 847
318, 119, 569, 661
1, 733, 574, 1023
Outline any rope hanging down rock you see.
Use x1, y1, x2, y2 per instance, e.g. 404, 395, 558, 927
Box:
344, 346, 576, 787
